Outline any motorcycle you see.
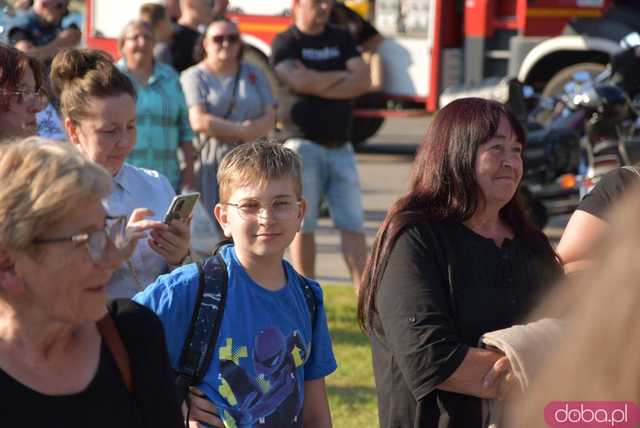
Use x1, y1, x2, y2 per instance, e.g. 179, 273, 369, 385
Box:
519, 124, 580, 228
535, 32, 640, 198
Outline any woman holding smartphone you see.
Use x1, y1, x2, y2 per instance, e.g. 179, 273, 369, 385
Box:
50, 48, 192, 298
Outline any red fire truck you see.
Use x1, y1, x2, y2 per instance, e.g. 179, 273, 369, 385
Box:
86, 0, 630, 141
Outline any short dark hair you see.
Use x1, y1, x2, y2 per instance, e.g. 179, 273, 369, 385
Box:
194, 17, 244, 63
140, 2, 167, 26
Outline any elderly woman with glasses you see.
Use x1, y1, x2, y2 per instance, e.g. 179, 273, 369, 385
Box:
0, 43, 47, 138
116, 19, 195, 192
0, 137, 183, 427
181, 17, 276, 229
50, 48, 192, 299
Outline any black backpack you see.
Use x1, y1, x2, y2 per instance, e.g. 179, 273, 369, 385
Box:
174, 243, 318, 417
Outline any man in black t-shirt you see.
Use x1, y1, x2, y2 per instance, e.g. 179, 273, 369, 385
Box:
330, 1, 384, 91
165, 0, 213, 72
330, 2, 383, 52
270, 0, 371, 292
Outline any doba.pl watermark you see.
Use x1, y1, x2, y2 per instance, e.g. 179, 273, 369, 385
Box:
545, 401, 640, 427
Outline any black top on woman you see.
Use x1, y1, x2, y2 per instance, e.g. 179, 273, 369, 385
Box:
357, 98, 562, 428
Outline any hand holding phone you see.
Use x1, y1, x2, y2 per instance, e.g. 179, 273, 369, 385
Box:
163, 192, 200, 224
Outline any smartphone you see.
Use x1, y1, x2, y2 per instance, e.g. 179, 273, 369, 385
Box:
163, 192, 200, 224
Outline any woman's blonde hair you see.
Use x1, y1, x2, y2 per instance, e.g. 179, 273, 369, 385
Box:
118, 19, 155, 52
50, 48, 136, 124
512, 181, 640, 426
0, 137, 112, 255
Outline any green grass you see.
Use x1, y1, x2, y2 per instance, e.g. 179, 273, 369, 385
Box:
323, 284, 379, 428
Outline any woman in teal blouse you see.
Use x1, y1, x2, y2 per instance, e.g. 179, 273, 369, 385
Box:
117, 19, 195, 191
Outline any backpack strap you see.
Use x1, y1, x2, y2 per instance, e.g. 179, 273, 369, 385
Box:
175, 251, 228, 403
97, 312, 134, 392
297, 274, 318, 332
174, 241, 317, 407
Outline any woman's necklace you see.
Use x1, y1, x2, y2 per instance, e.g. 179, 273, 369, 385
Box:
126, 259, 144, 291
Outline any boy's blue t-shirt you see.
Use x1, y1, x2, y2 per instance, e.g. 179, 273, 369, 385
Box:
134, 245, 337, 427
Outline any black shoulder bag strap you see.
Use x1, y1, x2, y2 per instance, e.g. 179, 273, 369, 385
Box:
175, 247, 229, 406
222, 65, 242, 119
296, 273, 318, 332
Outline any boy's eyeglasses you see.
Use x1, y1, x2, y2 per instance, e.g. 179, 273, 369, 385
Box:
4, 89, 48, 108
211, 34, 240, 45
32, 215, 129, 264
223, 199, 301, 220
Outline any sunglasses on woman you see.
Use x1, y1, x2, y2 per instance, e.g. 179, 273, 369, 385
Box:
211, 33, 240, 45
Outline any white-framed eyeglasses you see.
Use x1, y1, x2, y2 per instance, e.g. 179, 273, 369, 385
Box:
223, 198, 302, 220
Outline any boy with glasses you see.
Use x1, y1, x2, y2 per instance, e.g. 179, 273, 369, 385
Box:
134, 141, 336, 428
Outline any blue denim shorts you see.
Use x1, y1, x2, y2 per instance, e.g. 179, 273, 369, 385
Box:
284, 138, 364, 233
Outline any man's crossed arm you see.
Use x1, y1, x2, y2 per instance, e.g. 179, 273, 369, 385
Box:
275, 57, 371, 100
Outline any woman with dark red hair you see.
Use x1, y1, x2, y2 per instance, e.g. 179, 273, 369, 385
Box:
0, 43, 46, 138
357, 98, 562, 428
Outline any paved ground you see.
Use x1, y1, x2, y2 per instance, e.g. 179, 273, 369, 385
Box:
298, 117, 426, 285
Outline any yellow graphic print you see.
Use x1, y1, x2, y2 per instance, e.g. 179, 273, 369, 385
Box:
292, 344, 304, 367
219, 378, 238, 406
219, 337, 248, 364
256, 374, 271, 393
223, 409, 237, 428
